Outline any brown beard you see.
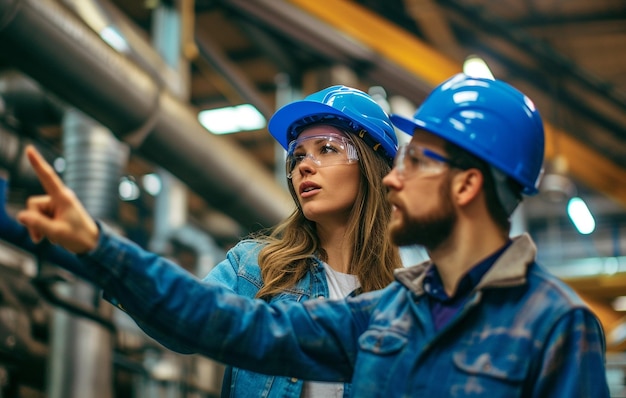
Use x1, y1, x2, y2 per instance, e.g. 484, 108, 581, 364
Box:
389, 177, 456, 251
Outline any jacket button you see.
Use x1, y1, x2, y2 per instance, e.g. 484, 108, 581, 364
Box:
290, 377, 298, 382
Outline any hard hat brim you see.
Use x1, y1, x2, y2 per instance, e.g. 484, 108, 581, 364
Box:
268, 101, 358, 151
390, 114, 425, 137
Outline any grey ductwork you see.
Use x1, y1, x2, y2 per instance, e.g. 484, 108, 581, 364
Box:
0, 0, 293, 231
62, 109, 128, 222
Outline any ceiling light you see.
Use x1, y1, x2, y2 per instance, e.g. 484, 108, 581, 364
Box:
99, 26, 130, 53
142, 173, 162, 196
198, 104, 266, 135
463, 55, 495, 80
567, 196, 595, 234
53, 157, 66, 173
612, 296, 626, 311
119, 176, 140, 201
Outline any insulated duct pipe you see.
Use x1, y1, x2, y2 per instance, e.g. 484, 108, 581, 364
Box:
0, 70, 65, 127
0, 0, 293, 231
0, 71, 66, 189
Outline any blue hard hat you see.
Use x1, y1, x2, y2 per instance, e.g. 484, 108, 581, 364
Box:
391, 74, 545, 195
268, 85, 398, 163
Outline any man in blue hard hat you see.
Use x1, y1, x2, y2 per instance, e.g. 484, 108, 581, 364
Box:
17, 74, 609, 397
381, 73, 609, 397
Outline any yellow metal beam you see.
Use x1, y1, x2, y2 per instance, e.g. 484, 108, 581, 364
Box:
289, 0, 460, 86
563, 273, 626, 299
288, 0, 626, 207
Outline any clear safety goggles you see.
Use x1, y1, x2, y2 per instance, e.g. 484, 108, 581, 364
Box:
286, 134, 359, 179
393, 144, 458, 180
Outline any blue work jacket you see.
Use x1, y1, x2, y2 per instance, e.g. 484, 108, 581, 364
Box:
202, 240, 351, 397
82, 225, 609, 398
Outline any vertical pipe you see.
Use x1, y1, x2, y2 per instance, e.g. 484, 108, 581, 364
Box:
46, 109, 128, 398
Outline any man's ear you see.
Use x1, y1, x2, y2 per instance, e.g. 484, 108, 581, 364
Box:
451, 168, 484, 206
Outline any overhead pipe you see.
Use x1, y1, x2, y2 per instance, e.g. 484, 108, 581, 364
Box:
0, 0, 293, 232
0, 70, 65, 127
59, 0, 182, 96
223, 0, 435, 105
0, 71, 75, 194
0, 125, 58, 191
0, 70, 249, 246
194, 27, 274, 119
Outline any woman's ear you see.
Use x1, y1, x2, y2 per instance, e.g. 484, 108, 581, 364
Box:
451, 168, 484, 206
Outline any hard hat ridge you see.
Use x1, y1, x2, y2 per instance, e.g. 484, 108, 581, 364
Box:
268, 85, 399, 165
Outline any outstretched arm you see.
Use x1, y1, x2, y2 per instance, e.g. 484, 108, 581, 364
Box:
17, 145, 99, 254
14, 144, 364, 382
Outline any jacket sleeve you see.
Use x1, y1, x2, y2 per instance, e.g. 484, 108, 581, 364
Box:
81, 224, 365, 382
529, 307, 610, 397
201, 240, 263, 295
202, 255, 240, 291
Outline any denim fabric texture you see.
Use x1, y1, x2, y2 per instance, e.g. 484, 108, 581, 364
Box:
85, 224, 609, 398
202, 240, 351, 398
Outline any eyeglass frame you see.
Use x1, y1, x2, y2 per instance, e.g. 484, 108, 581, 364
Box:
392, 143, 464, 179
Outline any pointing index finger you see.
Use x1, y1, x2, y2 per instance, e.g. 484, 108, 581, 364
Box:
25, 145, 65, 195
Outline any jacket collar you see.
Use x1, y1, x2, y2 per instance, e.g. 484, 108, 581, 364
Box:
394, 233, 537, 295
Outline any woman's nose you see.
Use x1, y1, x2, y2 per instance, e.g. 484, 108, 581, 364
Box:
296, 156, 318, 175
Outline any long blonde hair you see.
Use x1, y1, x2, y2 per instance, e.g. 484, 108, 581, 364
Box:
255, 131, 402, 301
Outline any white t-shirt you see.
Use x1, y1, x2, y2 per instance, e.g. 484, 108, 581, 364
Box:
323, 262, 360, 299
301, 263, 360, 398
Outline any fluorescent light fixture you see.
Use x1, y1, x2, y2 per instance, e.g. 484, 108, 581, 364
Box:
613, 296, 626, 311
100, 26, 130, 53
142, 173, 162, 196
198, 104, 266, 135
119, 176, 140, 201
567, 196, 595, 234
53, 157, 66, 173
463, 55, 495, 80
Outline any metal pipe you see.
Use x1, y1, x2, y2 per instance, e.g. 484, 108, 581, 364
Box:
194, 30, 274, 119
0, 0, 293, 232
0, 70, 65, 126
42, 109, 124, 398
223, 0, 434, 104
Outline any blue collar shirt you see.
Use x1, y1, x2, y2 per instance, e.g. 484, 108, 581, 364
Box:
424, 243, 510, 331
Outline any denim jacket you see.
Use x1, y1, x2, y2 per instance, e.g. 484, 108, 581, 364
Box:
83, 225, 609, 398
202, 240, 351, 398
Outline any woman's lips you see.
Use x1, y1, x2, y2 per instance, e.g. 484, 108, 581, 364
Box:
299, 181, 321, 197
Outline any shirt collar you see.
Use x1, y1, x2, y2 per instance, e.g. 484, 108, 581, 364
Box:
423, 240, 512, 302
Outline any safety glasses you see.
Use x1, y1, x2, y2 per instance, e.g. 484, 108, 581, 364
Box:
393, 144, 458, 180
286, 134, 359, 179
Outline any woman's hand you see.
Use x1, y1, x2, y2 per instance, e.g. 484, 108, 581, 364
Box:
17, 145, 100, 254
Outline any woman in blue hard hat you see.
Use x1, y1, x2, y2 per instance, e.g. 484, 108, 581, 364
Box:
203, 85, 402, 397
16, 85, 403, 397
